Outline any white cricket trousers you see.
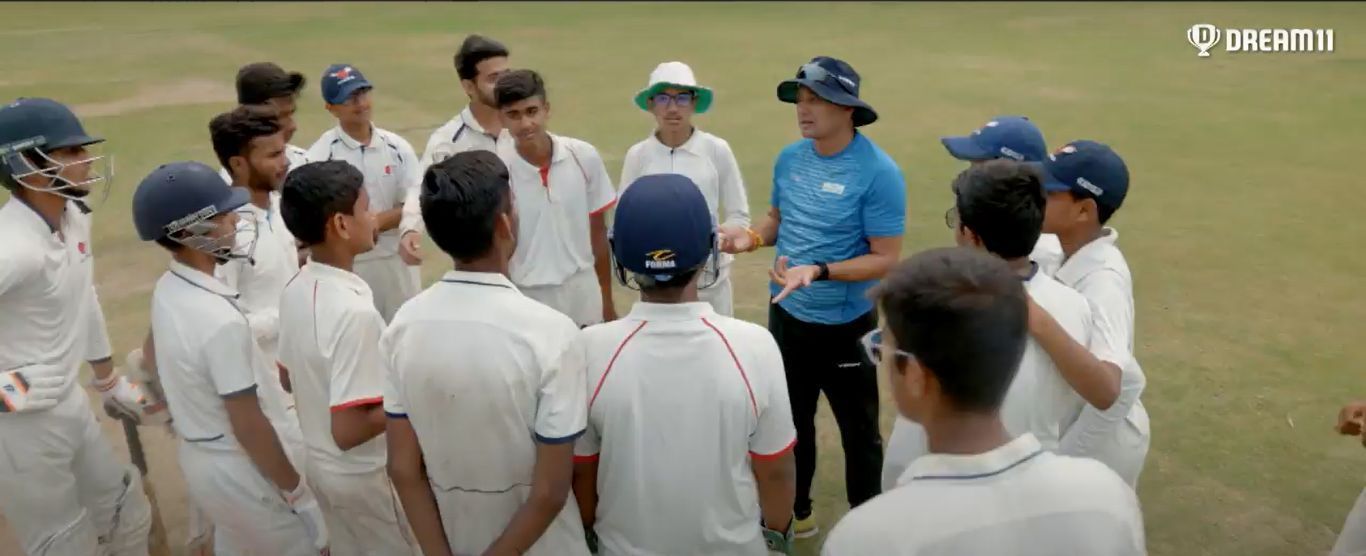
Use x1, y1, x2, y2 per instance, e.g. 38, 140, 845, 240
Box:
433, 483, 590, 556
308, 465, 419, 556
520, 267, 603, 328
355, 254, 421, 323
1334, 488, 1366, 556
0, 386, 152, 555
177, 441, 318, 556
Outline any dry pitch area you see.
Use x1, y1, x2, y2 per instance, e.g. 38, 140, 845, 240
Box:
2, 2, 1365, 555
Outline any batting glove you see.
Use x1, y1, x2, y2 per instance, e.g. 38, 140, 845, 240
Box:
94, 373, 169, 426
284, 481, 330, 553
122, 349, 172, 427
763, 519, 795, 555
0, 369, 66, 414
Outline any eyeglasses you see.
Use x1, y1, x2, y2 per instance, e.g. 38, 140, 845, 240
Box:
651, 92, 694, 107
859, 329, 915, 366
796, 63, 856, 95
944, 206, 961, 230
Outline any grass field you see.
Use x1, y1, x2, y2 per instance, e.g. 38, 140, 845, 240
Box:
3, 2, 1365, 555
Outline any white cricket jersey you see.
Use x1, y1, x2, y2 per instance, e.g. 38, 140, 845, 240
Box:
306, 125, 421, 261
381, 271, 588, 553
574, 302, 796, 556
277, 262, 387, 475
823, 434, 1146, 556
400, 106, 504, 237
999, 266, 1121, 450
619, 129, 751, 276
498, 133, 617, 288
217, 144, 310, 186
1033, 229, 1134, 350
0, 198, 111, 392
151, 261, 292, 452
216, 192, 299, 359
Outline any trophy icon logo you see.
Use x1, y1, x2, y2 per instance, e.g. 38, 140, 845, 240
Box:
1188, 23, 1222, 57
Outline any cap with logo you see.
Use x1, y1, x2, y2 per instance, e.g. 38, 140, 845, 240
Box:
611, 174, 715, 282
320, 64, 373, 105
1039, 140, 1130, 212
777, 56, 877, 127
941, 115, 1047, 162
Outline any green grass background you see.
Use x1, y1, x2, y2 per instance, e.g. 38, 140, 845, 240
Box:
3, 3, 1365, 555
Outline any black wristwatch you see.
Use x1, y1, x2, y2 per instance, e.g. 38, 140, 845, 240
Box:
815, 261, 830, 281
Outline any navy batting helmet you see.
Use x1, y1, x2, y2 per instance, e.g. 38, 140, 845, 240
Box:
132, 161, 253, 262
0, 98, 109, 202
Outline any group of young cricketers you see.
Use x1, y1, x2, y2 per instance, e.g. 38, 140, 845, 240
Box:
0, 29, 1356, 556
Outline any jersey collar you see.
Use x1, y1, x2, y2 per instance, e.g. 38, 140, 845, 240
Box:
439, 269, 518, 291
897, 433, 1044, 486
168, 260, 239, 299
626, 301, 716, 322
459, 106, 492, 136
334, 124, 375, 151
1058, 227, 1121, 282
303, 261, 370, 294
647, 127, 702, 155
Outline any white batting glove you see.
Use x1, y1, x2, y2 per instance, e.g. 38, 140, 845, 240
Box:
284, 481, 330, 553
93, 373, 169, 426
0, 369, 66, 413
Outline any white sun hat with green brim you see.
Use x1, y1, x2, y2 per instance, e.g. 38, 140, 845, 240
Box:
634, 61, 714, 114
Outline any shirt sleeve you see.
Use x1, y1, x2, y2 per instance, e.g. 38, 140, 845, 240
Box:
83, 284, 113, 362
617, 143, 643, 196
380, 325, 407, 417
714, 138, 752, 229
0, 250, 32, 297
328, 308, 386, 411
581, 144, 617, 215
535, 329, 588, 444
748, 330, 797, 458
398, 135, 427, 236
572, 335, 600, 461
418, 127, 445, 171
861, 164, 908, 238
769, 153, 784, 209
1075, 269, 1135, 351
203, 320, 259, 398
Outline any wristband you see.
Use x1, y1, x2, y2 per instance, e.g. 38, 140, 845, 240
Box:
815, 261, 830, 281
745, 227, 765, 252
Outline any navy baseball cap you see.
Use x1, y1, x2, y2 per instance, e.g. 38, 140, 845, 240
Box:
1038, 140, 1130, 212
320, 64, 372, 105
611, 174, 714, 281
941, 116, 1047, 162
777, 56, 878, 127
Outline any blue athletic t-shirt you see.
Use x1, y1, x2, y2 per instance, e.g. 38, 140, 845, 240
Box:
769, 133, 907, 325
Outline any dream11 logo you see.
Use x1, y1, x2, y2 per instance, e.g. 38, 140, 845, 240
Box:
1188, 23, 1335, 57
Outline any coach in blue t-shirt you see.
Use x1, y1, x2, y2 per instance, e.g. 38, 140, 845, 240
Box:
721, 55, 906, 538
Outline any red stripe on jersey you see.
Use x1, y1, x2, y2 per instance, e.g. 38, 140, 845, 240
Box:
573, 454, 600, 464
588, 321, 648, 411
589, 198, 616, 216
701, 317, 759, 419
331, 396, 383, 412
750, 437, 797, 461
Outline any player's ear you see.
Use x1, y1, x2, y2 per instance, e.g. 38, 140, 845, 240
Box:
227, 156, 248, 180
331, 211, 350, 242
1078, 197, 1099, 225
460, 78, 478, 99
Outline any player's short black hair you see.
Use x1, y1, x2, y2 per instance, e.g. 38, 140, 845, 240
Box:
632, 268, 701, 292
280, 161, 364, 247
236, 62, 306, 106
494, 69, 546, 108
209, 105, 281, 171
454, 35, 509, 81
953, 160, 1046, 259
422, 150, 512, 262
1070, 190, 1118, 225
871, 247, 1028, 413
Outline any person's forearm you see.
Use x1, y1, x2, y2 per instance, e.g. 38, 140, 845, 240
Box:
228, 400, 300, 491
375, 208, 403, 232
331, 405, 387, 450
90, 357, 116, 381
590, 215, 615, 314
825, 251, 899, 283
485, 485, 568, 555
753, 208, 780, 247
572, 461, 599, 529
1032, 312, 1121, 410
390, 464, 452, 556
400, 186, 424, 236
753, 453, 796, 533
